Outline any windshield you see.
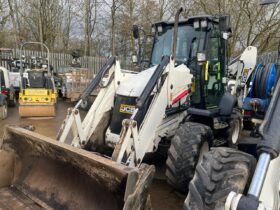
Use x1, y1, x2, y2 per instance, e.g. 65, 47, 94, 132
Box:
150, 24, 206, 66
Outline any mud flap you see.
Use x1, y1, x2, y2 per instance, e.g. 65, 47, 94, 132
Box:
0, 125, 155, 210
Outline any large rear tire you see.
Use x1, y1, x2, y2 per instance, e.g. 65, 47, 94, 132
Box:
184, 147, 256, 210
165, 122, 213, 193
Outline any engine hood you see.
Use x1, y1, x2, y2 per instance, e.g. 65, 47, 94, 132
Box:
116, 65, 158, 97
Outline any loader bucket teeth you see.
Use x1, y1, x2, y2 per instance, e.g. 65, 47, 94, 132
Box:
0, 125, 155, 210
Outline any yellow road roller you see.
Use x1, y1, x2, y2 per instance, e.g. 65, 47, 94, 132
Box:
19, 42, 57, 117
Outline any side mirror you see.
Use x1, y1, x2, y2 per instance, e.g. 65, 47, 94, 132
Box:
132, 25, 140, 39
197, 52, 207, 63
222, 32, 232, 40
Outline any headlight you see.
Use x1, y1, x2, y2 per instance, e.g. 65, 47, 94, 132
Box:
193, 20, 200, 29
201, 20, 208, 28
157, 25, 163, 33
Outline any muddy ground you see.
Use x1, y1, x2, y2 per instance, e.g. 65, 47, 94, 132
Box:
0, 99, 185, 210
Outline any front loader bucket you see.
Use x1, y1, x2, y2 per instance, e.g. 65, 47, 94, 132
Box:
19, 103, 56, 117
0, 125, 155, 210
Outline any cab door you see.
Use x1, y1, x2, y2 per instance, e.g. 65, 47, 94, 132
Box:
205, 27, 224, 108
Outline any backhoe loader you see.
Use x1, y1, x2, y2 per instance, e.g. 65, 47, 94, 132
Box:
57, 9, 257, 194
0, 9, 257, 210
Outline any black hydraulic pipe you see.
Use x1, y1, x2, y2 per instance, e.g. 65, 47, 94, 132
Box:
258, 79, 280, 159
136, 55, 169, 108
172, 7, 183, 62
80, 57, 115, 100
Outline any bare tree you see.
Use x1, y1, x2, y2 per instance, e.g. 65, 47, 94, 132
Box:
84, 0, 97, 56
61, 0, 73, 51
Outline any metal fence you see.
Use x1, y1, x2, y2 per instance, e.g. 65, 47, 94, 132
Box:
0, 49, 107, 75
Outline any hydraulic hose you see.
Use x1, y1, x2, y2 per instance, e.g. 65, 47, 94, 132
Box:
80, 57, 115, 100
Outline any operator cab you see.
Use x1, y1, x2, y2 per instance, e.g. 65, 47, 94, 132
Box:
150, 16, 232, 113
109, 15, 233, 138
22, 57, 53, 90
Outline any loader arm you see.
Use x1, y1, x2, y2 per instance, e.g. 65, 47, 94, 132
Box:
80, 57, 116, 100
57, 57, 135, 147
112, 57, 193, 166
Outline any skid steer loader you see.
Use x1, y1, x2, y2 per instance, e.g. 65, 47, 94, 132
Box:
56, 8, 257, 194
18, 42, 57, 117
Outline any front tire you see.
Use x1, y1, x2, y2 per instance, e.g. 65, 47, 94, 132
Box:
165, 122, 213, 193
184, 147, 256, 210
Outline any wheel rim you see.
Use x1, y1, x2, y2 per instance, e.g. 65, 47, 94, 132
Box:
231, 120, 240, 144
198, 142, 209, 164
